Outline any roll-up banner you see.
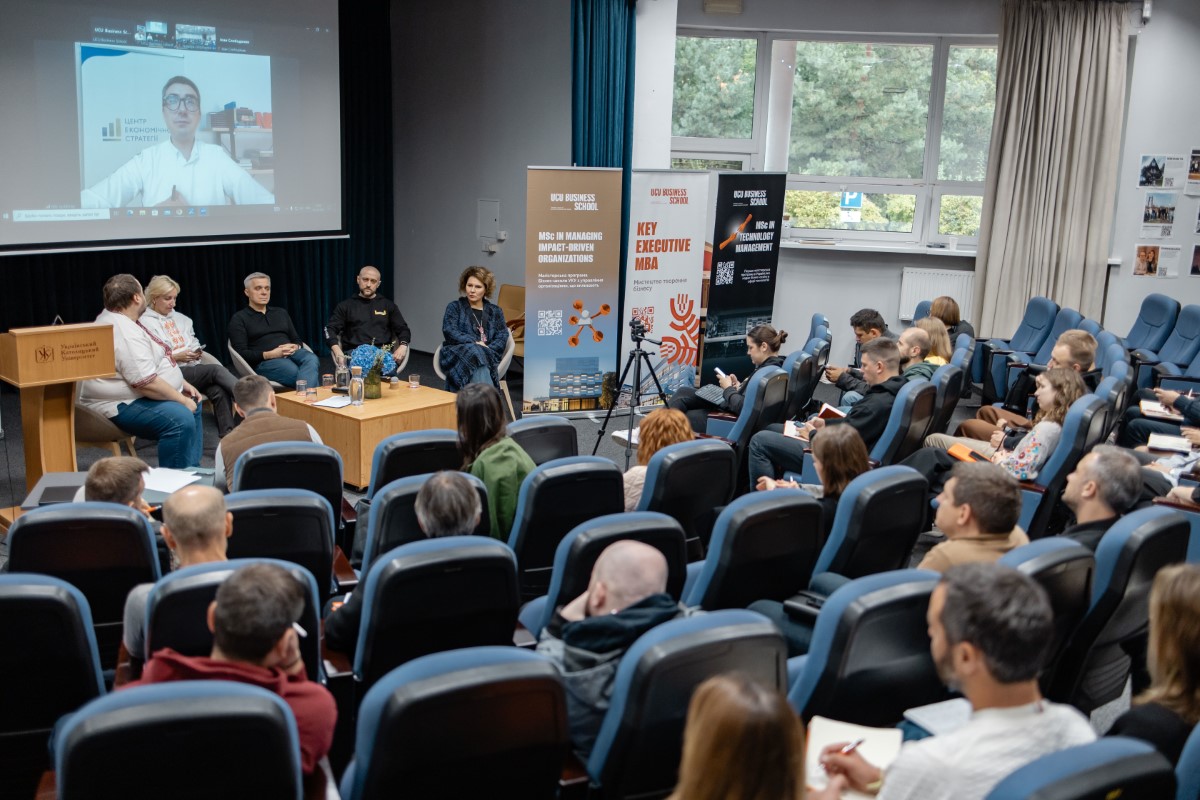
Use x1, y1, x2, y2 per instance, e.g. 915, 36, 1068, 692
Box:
701, 172, 787, 382
523, 166, 622, 415
617, 170, 710, 407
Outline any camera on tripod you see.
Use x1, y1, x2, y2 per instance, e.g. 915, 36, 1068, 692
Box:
629, 317, 647, 342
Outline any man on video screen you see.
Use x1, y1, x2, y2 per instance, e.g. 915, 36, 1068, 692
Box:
80, 76, 274, 208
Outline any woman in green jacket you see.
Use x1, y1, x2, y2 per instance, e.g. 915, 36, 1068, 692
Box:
457, 383, 535, 539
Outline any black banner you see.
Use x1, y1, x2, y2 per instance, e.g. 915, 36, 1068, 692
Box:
701, 172, 786, 381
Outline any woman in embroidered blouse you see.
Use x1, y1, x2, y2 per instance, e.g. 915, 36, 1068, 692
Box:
922, 367, 1086, 482
139, 274, 239, 437
439, 266, 509, 392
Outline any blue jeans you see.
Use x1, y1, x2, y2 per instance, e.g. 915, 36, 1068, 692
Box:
112, 398, 204, 468
255, 349, 320, 389
469, 365, 494, 385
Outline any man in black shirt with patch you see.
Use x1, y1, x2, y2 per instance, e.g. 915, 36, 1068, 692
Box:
324, 265, 411, 369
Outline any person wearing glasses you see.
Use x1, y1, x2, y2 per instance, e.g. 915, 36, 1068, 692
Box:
81, 75, 275, 208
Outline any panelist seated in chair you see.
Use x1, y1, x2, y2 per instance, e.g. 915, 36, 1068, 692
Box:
748, 338, 905, 489
228, 272, 319, 390
324, 265, 411, 370
79, 273, 204, 469
124, 562, 336, 775
439, 265, 509, 392
121, 485, 232, 666
323, 471, 483, 653
140, 274, 239, 438
667, 325, 787, 433
536, 540, 692, 759
808, 563, 1094, 800
214, 376, 322, 492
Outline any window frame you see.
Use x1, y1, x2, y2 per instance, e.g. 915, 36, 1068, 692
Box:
671, 29, 997, 248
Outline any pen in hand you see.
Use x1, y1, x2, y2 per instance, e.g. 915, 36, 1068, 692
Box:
839, 738, 866, 756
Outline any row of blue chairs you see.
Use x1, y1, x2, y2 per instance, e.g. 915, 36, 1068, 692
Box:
7, 501, 1198, 799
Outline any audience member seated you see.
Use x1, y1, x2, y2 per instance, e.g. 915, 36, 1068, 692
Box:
228, 271, 319, 390
1106, 563, 1200, 765
79, 273, 204, 469
323, 471, 482, 653
121, 485, 232, 662
755, 423, 870, 542
836, 327, 937, 408
324, 265, 411, 370
73, 455, 153, 514
1138, 431, 1200, 502
749, 338, 905, 488
536, 540, 690, 759
958, 330, 1097, 441
125, 562, 336, 774
825, 308, 898, 405
915, 317, 952, 364
623, 408, 695, 511
1059, 446, 1142, 551
439, 265, 510, 391
457, 383, 534, 539
1120, 386, 1200, 448
214, 376, 323, 491
929, 294, 975, 344
918, 462, 1029, 572
809, 563, 1094, 800
668, 324, 788, 433
905, 367, 1086, 492
140, 274, 239, 438
665, 673, 804, 800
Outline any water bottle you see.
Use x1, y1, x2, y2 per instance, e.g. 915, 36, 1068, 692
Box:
349, 365, 365, 406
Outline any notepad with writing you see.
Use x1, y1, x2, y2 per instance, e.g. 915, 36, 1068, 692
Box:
784, 420, 809, 440
805, 716, 903, 799
1140, 400, 1184, 422
1147, 433, 1192, 453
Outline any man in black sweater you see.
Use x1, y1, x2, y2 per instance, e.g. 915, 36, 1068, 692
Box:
228, 272, 319, 389
1059, 445, 1142, 551
748, 338, 905, 487
323, 265, 411, 369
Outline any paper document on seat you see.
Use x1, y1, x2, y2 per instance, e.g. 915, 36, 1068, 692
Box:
805, 716, 902, 799
902, 697, 972, 736
144, 468, 202, 494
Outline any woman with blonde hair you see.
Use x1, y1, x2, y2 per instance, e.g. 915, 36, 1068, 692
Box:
439, 265, 509, 392
624, 408, 695, 511
915, 317, 953, 364
1107, 563, 1200, 764
929, 295, 974, 342
667, 673, 805, 800
140, 274, 239, 437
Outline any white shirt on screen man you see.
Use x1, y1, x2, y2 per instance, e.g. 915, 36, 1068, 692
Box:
80, 76, 274, 209
81, 139, 275, 208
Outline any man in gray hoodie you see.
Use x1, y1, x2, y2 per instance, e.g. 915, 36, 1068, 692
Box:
536, 540, 688, 757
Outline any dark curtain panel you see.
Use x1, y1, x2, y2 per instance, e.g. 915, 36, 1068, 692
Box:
0, 0, 393, 365
571, 0, 636, 320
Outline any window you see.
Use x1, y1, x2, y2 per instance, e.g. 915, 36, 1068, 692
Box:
671, 32, 997, 246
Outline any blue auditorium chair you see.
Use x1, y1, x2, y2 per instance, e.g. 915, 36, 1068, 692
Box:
985, 305, 1081, 404
971, 296, 1058, 385
507, 414, 578, 465
1123, 292, 1180, 353
1176, 723, 1200, 800
225, 489, 336, 600
925, 364, 965, 438
1131, 304, 1200, 389
340, 648, 568, 800
704, 366, 789, 493
985, 738, 1174, 800
230, 442, 345, 528
912, 299, 932, 321
508, 456, 624, 600
1016, 394, 1108, 538
636, 439, 736, 557
366, 429, 460, 499
358, 472, 490, 571
782, 349, 819, 420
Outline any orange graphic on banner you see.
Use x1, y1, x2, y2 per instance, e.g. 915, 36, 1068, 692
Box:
718, 214, 753, 250
661, 295, 699, 366
567, 300, 611, 347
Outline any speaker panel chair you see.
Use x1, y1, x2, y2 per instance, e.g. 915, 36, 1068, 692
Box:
228, 339, 315, 392
433, 334, 517, 419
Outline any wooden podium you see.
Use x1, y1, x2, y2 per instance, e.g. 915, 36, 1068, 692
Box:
0, 323, 115, 488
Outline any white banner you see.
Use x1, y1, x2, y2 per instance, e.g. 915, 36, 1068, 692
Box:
618, 170, 710, 405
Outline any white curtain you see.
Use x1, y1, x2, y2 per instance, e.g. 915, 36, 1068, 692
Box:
973, 0, 1129, 337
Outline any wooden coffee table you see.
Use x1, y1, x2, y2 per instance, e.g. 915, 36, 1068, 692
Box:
275, 385, 457, 490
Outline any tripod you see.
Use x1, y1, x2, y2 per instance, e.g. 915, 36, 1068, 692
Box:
592, 327, 670, 469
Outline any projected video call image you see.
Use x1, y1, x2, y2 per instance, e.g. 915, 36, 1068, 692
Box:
78, 43, 274, 208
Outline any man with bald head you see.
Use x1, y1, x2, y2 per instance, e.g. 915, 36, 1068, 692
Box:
122, 485, 233, 664
537, 540, 690, 757
324, 265, 411, 369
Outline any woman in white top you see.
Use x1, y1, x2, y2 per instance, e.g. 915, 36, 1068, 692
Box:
623, 408, 696, 511
140, 275, 239, 437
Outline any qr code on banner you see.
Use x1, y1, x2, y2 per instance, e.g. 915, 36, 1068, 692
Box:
715, 262, 735, 286
632, 306, 654, 333
537, 309, 562, 336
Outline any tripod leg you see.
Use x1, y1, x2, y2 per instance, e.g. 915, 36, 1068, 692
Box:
592, 350, 641, 456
